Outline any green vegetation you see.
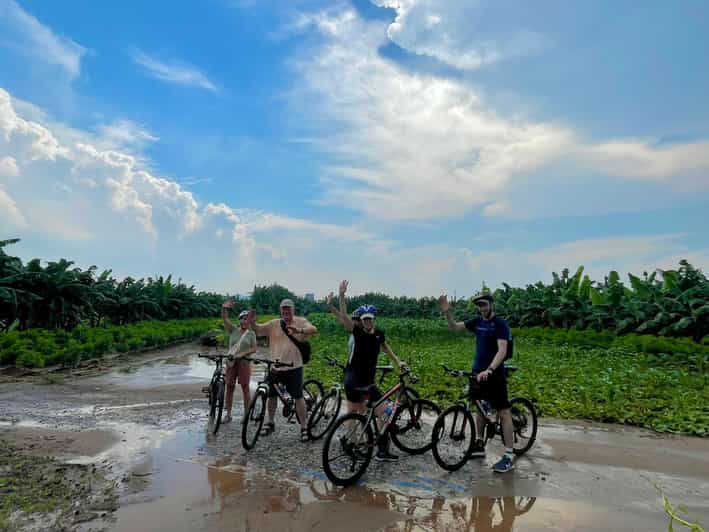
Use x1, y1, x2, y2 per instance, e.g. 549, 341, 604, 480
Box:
306, 315, 709, 436
1, 318, 217, 368
654, 482, 706, 531
1, 239, 225, 332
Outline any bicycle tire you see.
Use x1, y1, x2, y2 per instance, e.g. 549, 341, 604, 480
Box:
322, 413, 373, 486
390, 398, 440, 455
307, 389, 342, 441
508, 397, 537, 456
303, 379, 324, 413
213, 380, 225, 435
431, 405, 476, 471
242, 389, 267, 450
208, 378, 217, 419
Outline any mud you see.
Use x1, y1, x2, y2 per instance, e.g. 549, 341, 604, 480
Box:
1, 344, 707, 531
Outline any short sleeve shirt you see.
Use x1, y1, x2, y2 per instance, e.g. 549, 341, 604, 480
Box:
346, 325, 386, 387
464, 316, 510, 372
225, 325, 256, 367
257, 317, 313, 371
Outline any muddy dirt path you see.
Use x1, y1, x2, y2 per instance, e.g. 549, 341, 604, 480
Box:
1, 343, 707, 531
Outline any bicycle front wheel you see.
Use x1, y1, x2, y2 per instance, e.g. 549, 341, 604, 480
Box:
212, 380, 225, 435
508, 397, 538, 456
432, 405, 476, 471
390, 398, 440, 455
322, 413, 373, 486
307, 389, 342, 441
242, 389, 267, 450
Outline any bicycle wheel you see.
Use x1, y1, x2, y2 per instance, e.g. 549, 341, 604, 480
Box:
242, 389, 267, 450
212, 380, 225, 435
303, 379, 324, 413
390, 398, 440, 455
431, 405, 476, 471
508, 397, 537, 456
322, 413, 373, 486
208, 378, 217, 419
307, 389, 342, 441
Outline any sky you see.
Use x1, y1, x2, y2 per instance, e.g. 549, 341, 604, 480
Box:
1, 0, 708, 298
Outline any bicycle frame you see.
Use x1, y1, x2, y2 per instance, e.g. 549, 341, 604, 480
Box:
351, 371, 414, 443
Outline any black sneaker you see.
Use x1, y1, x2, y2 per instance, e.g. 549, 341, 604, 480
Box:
470, 440, 486, 458
375, 449, 399, 462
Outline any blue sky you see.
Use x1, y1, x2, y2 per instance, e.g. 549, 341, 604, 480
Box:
1, 0, 708, 297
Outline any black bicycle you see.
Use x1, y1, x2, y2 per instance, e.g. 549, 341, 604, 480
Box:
198, 352, 230, 435
321, 367, 440, 486
241, 357, 323, 450
307, 356, 419, 441
431, 365, 538, 471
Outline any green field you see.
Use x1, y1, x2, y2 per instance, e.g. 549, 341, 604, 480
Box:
305, 315, 709, 436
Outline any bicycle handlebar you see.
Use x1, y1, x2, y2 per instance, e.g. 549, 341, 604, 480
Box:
243, 356, 293, 369
198, 352, 231, 359
441, 364, 474, 379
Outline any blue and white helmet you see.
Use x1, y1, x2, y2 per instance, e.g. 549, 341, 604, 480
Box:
359, 304, 377, 320
351, 306, 365, 319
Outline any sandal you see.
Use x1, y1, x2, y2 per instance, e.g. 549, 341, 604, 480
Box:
260, 422, 275, 436
300, 428, 309, 442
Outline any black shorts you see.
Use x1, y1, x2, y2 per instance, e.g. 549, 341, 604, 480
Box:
268, 367, 303, 400
474, 371, 511, 411
344, 383, 382, 404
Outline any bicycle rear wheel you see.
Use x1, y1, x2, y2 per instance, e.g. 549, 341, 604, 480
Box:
307, 389, 342, 441
303, 379, 324, 413
322, 413, 373, 486
508, 397, 537, 455
242, 389, 267, 450
390, 398, 440, 455
212, 380, 225, 435
431, 405, 476, 471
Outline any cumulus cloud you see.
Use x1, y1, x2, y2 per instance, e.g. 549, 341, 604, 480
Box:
372, 0, 549, 70
288, 6, 709, 222
0, 0, 88, 78
96, 120, 159, 149
131, 50, 218, 92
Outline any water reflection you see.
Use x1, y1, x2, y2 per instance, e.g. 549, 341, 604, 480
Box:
202, 460, 537, 532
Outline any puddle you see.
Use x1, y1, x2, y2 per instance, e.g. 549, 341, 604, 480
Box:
94, 353, 216, 387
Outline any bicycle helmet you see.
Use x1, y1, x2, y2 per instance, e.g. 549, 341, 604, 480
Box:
238, 310, 250, 319
472, 292, 494, 305
360, 304, 377, 319
351, 306, 364, 319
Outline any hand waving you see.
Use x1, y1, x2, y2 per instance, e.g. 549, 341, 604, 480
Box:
339, 280, 349, 297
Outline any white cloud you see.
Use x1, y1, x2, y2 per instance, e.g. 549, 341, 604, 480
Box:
372, 0, 549, 71
131, 50, 218, 92
288, 6, 709, 222
0, 155, 18, 178
96, 120, 159, 149
0, 187, 26, 228
0, 0, 88, 78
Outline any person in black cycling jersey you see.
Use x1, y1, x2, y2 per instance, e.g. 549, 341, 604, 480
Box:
439, 292, 515, 473
334, 280, 408, 462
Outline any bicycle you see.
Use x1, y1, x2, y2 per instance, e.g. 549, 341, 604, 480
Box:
241, 356, 324, 450
198, 351, 230, 435
321, 367, 440, 486
431, 364, 538, 472
307, 356, 420, 441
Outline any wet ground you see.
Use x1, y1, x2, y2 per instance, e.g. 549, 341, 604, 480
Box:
1, 343, 707, 531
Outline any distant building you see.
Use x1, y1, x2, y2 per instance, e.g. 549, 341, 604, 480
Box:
304, 293, 315, 302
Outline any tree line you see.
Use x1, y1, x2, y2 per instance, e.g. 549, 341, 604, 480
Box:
2, 238, 707, 343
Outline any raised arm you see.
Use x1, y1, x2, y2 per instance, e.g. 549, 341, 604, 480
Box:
221, 300, 235, 331
326, 292, 346, 324
246, 309, 269, 336
338, 280, 355, 332
439, 294, 466, 332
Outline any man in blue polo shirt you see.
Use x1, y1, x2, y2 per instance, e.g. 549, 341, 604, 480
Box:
439, 292, 515, 473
